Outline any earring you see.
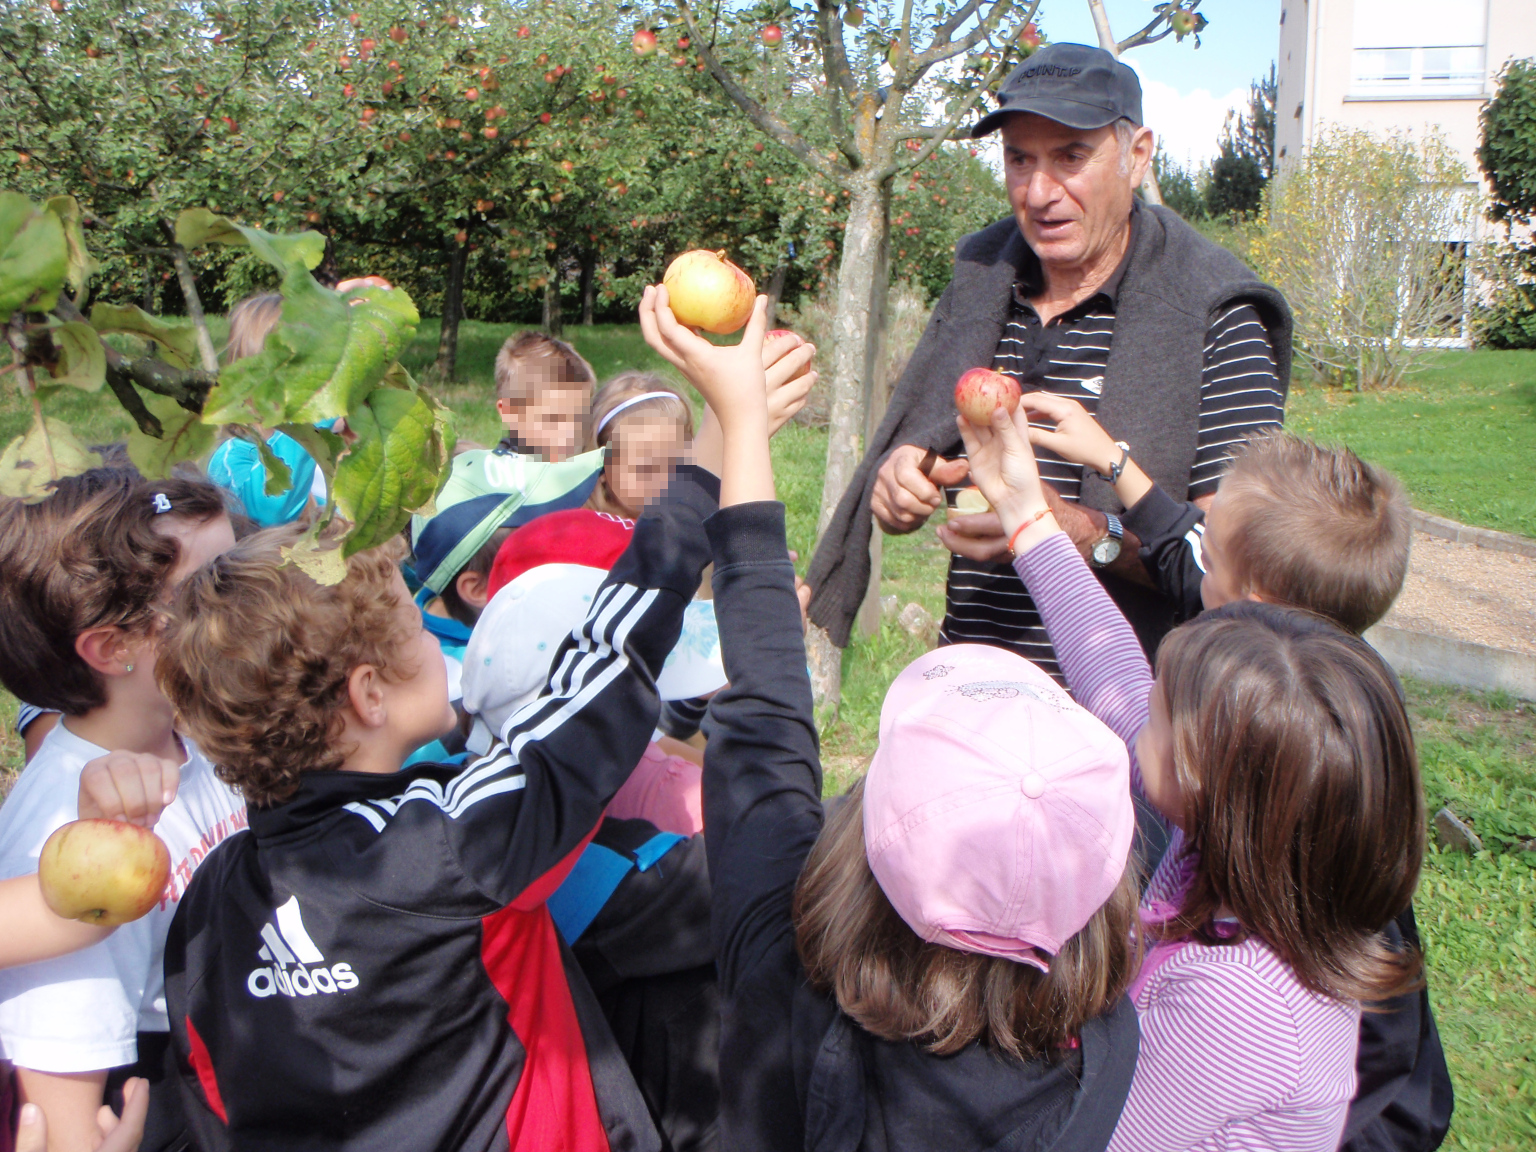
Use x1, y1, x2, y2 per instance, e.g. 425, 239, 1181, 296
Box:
124, 663, 135, 673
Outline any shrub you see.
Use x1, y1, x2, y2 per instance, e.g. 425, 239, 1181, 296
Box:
1253, 127, 1477, 390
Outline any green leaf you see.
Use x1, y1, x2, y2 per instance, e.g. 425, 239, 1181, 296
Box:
253, 433, 294, 497
200, 265, 419, 427
38, 321, 106, 392
42, 195, 96, 303
0, 192, 67, 317
333, 387, 451, 556
281, 534, 349, 586
90, 303, 199, 369
126, 392, 216, 479
174, 208, 325, 272
276, 421, 345, 483
0, 413, 102, 501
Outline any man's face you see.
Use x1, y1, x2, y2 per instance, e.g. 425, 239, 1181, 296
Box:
1000, 113, 1148, 275
497, 386, 589, 462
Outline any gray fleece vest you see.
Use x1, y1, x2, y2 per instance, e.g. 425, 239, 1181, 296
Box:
806, 204, 1293, 649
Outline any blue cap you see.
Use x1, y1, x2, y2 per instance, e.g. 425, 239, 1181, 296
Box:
207, 431, 317, 527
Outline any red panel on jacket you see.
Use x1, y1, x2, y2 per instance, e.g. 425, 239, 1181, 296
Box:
482, 900, 610, 1151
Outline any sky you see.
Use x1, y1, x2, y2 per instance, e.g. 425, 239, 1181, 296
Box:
1036, 0, 1283, 169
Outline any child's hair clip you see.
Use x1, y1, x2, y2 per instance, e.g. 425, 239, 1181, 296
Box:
152, 493, 173, 514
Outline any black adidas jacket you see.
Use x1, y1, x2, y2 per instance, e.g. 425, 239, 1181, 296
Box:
162, 468, 722, 1152
701, 502, 1141, 1152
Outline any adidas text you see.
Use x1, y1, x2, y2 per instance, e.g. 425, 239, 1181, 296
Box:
247, 962, 358, 998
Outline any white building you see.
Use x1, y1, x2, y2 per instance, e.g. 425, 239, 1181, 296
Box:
1276, 0, 1536, 342
1276, 0, 1536, 191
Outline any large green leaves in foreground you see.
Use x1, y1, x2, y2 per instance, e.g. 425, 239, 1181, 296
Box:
1, 196, 454, 567
333, 385, 455, 556
0, 193, 67, 318
200, 267, 421, 427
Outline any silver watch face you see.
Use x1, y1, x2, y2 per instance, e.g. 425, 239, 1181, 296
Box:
1091, 536, 1122, 566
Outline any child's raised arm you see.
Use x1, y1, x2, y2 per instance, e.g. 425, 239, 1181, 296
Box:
960, 407, 1154, 770
1019, 392, 1154, 509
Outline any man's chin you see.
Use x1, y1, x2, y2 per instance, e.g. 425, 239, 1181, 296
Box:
1020, 224, 1085, 265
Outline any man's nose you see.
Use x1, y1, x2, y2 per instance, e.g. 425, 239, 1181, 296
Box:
1024, 168, 1062, 208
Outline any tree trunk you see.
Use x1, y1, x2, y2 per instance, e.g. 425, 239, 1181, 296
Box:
855, 203, 893, 638
764, 261, 789, 329
435, 231, 468, 382
806, 177, 893, 705
817, 179, 892, 537
543, 255, 563, 337
579, 250, 598, 326
168, 245, 220, 373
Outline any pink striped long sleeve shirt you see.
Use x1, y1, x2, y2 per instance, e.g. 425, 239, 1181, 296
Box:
1014, 531, 1360, 1152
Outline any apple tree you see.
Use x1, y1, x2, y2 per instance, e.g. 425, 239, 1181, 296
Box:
1, 192, 453, 573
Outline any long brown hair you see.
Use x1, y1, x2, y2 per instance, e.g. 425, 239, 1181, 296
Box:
1155, 600, 1425, 1002
794, 779, 1141, 1062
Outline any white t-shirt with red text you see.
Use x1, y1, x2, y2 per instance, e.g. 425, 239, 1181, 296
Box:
0, 722, 246, 1072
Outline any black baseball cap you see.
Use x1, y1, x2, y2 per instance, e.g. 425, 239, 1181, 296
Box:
972, 42, 1142, 137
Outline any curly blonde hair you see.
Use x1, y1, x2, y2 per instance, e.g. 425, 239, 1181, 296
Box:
155, 527, 415, 807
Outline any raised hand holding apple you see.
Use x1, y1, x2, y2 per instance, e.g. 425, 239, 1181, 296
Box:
955, 404, 1059, 559
638, 284, 773, 507
763, 329, 817, 434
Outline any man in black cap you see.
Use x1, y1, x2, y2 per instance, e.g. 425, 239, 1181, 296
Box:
806, 42, 1292, 678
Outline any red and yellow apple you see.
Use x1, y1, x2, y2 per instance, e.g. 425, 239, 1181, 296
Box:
632, 29, 658, 56
954, 367, 1020, 426
39, 819, 170, 927
662, 250, 757, 334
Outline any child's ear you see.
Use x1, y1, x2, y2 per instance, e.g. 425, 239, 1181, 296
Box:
346, 664, 389, 729
75, 626, 133, 676
495, 398, 514, 417
455, 568, 491, 616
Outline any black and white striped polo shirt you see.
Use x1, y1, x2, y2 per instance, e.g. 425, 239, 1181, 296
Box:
939, 278, 1285, 682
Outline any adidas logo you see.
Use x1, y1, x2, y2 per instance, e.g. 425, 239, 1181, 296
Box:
246, 896, 358, 999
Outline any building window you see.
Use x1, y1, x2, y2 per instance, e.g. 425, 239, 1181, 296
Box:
1351, 46, 1485, 97
1350, 0, 1486, 99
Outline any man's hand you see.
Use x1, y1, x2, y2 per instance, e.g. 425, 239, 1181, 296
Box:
763, 332, 816, 434
936, 511, 1010, 562
871, 445, 970, 534
77, 753, 180, 827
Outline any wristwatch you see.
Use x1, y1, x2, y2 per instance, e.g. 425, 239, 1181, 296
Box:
1090, 513, 1124, 568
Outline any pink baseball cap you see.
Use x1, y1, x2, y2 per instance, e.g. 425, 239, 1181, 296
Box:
863, 644, 1134, 971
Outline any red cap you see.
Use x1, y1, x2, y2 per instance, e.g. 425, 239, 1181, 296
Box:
487, 509, 634, 598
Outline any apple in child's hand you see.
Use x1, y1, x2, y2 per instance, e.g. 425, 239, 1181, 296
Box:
766, 328, 802, 347
954, 367, 1021, 426
662, 249, 756, 335
39, 819, 170, 927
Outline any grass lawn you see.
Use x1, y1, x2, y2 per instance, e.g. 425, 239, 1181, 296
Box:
1, 323, 1532, 1144
1289, 350, 1536, 539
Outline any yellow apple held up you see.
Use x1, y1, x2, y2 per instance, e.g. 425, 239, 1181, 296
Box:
39, 819, 171, 927
662, 250, 756, 335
